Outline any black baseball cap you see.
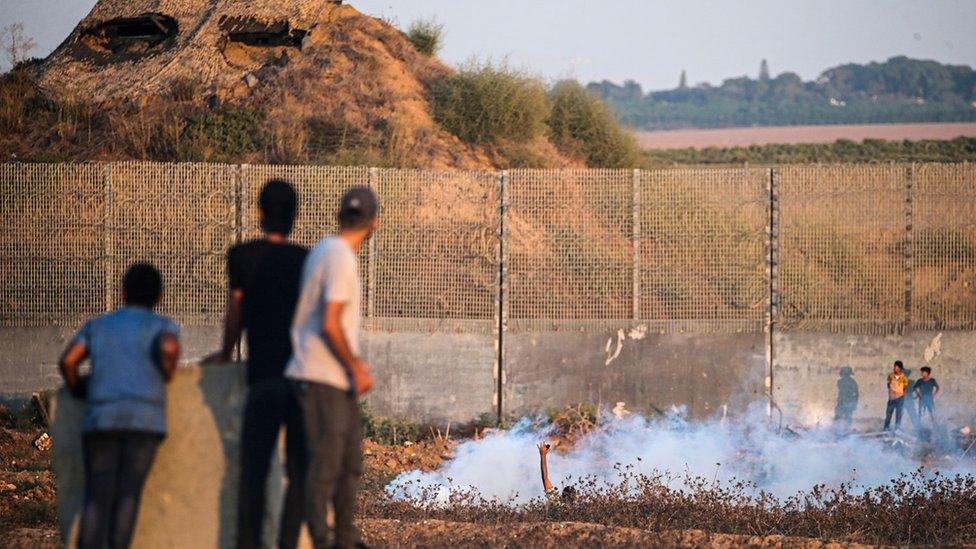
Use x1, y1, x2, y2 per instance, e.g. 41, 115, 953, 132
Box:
338, 186, 379, 227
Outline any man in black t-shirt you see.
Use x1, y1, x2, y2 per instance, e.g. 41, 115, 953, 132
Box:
205, 180, 308, 549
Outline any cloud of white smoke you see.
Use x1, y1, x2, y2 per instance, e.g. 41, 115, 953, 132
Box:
386, 408, 976, 506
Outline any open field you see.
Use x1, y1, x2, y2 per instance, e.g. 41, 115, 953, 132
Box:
635, 122, 976, 150
5, 399, 976, 548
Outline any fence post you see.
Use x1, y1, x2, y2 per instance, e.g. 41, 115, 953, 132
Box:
233, 164, 243, 246
103, 163, 115, 313
765, 168, 780, 412
904, 163, 915, 330
495, 171, 509, 424
367, 167, 379, 320
632, 169, 641, 321
233, 164, 245, 362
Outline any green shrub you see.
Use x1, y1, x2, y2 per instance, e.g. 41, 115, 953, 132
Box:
178, 108, 266, 162
359, 402, 425, 445
406, 18, 445, 57
548, 80, 641, 168
433, 61, 549, 145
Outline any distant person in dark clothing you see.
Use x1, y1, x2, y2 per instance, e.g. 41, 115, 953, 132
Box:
902, 367, 921, 431
204, 180, 308, 549
884, 360, 908, 431
58, 263, 181, 549
833, 366, 859, 431
913, 366, 941, 424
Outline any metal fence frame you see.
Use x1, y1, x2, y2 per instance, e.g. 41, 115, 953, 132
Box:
3, 161, 974, 333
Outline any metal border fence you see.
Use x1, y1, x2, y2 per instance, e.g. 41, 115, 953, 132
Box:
2, 162, 974, 335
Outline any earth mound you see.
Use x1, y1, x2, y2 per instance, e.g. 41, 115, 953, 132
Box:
5, 1, 569, 168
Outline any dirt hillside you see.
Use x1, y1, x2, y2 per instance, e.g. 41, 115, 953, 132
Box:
2, 2, 568, 168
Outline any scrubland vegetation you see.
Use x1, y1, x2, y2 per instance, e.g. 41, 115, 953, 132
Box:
366, 469, 976, 546
406, 18, 445, 57
644, 136, 976, 166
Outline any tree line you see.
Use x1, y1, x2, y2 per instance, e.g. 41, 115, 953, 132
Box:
590, 57, 976, 130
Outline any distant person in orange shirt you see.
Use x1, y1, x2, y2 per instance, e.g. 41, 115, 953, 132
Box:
884, 361, 908, 431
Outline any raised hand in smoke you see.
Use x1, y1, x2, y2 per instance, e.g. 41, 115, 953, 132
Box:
538, 441, 555, 493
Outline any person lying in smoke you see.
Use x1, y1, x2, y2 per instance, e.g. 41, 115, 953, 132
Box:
537, 441, 578, 502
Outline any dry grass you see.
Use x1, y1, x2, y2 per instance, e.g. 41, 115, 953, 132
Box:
363, 468, 976, 546
355, 404, 976, 546
0, 8, 506, 169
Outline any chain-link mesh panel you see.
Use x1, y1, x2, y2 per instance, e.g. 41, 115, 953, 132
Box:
372, 169, 498, 323
240, 165, 372, 316
109, 162, 237, 325
912, 163, 976, 330
0, 163, 106, 326
5, 162, 976, 333
507, 169, 634, 327
640, 168, 767, 332
779, 165, 906, 332
240, 165, 369, 245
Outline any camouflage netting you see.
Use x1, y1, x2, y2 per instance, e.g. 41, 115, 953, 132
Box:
1, 162, 973, 333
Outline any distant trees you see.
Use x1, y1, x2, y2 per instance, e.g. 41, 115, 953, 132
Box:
589, 57, 976, 130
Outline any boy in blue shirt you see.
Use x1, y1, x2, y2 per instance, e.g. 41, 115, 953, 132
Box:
913, 366, 941, 424
58, 263, 181, 549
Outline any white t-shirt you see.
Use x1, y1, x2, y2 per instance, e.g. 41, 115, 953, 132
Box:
285, 236, 361, 390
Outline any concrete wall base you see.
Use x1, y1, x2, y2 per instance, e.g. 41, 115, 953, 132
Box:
774, 331, 976, 428
504, 328, 767, 419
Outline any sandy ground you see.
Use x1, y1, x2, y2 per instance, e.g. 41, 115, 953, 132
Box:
2, 520, 875, 549
359, 519, 875, 548
634, 122, 976, 149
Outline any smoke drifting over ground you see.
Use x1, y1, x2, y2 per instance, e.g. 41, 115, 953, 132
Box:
387, 409, 975, 506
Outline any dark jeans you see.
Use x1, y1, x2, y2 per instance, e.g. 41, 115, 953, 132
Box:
919, 398, 937, 423
238, 378, 306, 549
294, 382, 363, 549
884, 396, 905, 430
79, 431, 161, 549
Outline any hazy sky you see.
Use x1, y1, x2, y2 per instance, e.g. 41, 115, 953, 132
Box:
2, 0, 975, 90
